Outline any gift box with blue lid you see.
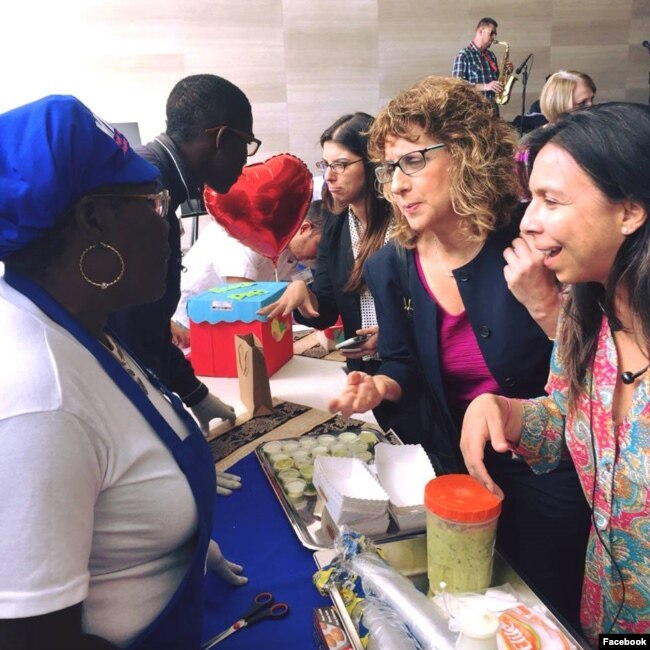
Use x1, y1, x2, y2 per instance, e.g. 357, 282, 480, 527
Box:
188, 281, 293, 377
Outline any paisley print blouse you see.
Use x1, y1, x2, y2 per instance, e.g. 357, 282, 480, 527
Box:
517, 315, 650, 645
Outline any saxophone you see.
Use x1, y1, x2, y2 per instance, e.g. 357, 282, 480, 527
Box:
493, 41, 517, 105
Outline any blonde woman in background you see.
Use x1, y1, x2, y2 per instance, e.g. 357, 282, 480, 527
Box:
540, 70, 596, 124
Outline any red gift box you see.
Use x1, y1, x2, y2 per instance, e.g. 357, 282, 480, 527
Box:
187, 282, 292, 378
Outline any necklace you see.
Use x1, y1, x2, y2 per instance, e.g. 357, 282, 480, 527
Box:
101, 334, 149, 395
433, 238, 485, 277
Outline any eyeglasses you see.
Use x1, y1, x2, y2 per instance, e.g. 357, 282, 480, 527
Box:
91, 189, 170, 217
205, 125, 261, 157
315, 159, 363, 175
374, 144, 446, 184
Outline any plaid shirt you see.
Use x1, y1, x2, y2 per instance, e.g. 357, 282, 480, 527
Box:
452, 42, 499, 100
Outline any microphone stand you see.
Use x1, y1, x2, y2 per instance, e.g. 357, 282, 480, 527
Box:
519, 63, 529, 138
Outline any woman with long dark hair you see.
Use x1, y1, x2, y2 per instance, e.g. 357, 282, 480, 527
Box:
461, 102, 650, 642
260, 113, 397, 426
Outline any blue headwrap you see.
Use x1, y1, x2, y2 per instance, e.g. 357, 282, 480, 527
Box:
0, 95, 159, 260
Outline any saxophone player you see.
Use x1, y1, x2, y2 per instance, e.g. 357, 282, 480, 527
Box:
452, 17, 513, 113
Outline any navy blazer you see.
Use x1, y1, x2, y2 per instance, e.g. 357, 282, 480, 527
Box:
294, 211, 366, 371
364, 222, 553, 432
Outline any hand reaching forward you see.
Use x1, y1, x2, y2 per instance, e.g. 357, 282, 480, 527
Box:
190, 392, 236, 437
256, 280, 318, 320
207, 539, 248, 586
459, 394, 523, 498
328, 371, 401, 417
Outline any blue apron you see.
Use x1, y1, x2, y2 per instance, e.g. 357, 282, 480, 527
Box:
5, 270, 215, 650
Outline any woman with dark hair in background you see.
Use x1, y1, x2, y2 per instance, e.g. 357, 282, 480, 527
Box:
329, 76, 590, 631
259, 112, 403, 430
461, 102, 650, 643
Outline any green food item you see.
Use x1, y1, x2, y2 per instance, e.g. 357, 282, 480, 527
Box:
278, 468, 300, 484
337, 431, 358, 444
263, 441, 283, 456
303, 484, 317, 497
272, 457, 295, 472
354, 451, 373, 463
286, 478, 307, 498
330, 443, 349, 457
299, 465, 314, 480
358, 430, 379, 445
317, 434, 336, 447
281, 440, 300, 454
350, 440, 369, 454
426, 512, 497, 594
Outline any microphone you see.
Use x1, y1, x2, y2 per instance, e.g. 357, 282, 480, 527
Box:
644, 40, 650, 50
516, 53, 533, 75
621, 364, 649, 384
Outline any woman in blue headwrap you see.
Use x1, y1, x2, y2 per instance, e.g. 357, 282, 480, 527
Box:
0, 96, 242, 649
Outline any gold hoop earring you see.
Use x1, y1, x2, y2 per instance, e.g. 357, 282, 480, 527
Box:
79, 242, 125, 290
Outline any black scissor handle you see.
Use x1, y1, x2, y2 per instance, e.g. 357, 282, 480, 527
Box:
247, 601, 289, 625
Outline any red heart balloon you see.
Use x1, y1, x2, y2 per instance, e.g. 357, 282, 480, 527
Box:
204, 153, 313, 264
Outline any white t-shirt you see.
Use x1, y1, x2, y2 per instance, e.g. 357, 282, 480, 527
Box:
0, 278, 199, 647
173, 222, 301, 327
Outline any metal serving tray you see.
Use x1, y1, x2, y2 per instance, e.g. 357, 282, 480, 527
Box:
313, 534, 590, 650
255, 426, 404, 550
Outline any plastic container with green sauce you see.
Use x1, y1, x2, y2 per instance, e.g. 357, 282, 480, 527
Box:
424, 475, 502, 595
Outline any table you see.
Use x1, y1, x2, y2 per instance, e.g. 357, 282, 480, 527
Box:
200, 354, 378, 429
202, 452, 332, 649
200, 354, 376, 648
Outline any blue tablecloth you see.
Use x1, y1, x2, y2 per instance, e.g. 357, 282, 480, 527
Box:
202, 452, 331, 649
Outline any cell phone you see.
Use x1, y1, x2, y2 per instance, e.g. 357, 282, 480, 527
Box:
335, 334, 370, 350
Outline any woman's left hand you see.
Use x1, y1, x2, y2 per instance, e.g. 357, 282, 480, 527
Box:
207, 540, 248, 586
503, 235, 560, 338
339, 326, 378, 360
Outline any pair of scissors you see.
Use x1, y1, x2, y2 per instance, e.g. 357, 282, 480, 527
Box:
201, 591, 289, 649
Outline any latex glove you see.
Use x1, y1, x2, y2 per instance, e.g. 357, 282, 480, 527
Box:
217, 470, 242, 496
207, 539, 248, 586
190, 392, 236, 437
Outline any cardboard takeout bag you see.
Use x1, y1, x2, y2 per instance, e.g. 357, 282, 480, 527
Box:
236, 333, 274, 416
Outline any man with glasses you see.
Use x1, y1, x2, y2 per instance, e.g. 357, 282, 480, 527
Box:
109, 74, 259, 459
452, 17, 508, 109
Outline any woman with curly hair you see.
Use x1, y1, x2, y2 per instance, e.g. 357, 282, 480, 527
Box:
329, 76, 590, 632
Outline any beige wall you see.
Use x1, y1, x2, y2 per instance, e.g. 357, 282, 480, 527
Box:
1, 0, 648, 168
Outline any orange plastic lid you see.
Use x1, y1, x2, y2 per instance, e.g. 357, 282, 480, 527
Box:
424, 474, 502, 523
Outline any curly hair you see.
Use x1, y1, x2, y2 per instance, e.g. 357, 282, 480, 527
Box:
540, 70, 596, 124
369, 76, 520, 248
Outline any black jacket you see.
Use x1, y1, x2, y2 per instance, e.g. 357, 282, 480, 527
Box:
108, 134, 208, 406
364, 220, 553, 439
294, 211, 366, 372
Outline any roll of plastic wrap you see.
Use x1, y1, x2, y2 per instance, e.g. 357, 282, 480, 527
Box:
349, 552, 456, 650
359, 598, 420, 650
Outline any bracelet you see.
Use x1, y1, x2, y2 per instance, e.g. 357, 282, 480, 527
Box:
499, 395, 512, 429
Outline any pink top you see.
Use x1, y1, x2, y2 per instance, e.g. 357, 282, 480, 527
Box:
415, 253, 500, 409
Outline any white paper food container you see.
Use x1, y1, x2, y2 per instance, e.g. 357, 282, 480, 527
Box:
320, 504, 391, 540
313, 456, 389, 525
374, 443, 436, 531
